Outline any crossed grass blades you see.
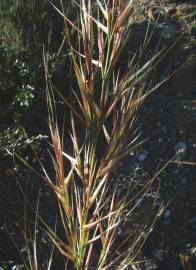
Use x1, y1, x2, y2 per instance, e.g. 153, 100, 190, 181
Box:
16, 0, 170, 269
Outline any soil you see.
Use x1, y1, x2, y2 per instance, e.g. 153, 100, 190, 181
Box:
0, 1, 196, 269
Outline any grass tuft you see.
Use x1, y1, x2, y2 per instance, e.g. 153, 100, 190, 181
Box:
14, 1, 170, 269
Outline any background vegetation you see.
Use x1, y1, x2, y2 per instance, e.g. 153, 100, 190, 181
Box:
0, 0, 71, 150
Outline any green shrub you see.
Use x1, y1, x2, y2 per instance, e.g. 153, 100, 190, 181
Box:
0, 0, 64, 52
0, 0, 72, 150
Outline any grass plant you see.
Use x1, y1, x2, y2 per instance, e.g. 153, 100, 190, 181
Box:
12, 0, 170, 269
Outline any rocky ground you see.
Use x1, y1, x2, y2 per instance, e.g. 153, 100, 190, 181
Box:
0, 0, 196, 269
123, 1, 196, 269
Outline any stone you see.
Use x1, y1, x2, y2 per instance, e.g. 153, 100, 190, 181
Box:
164, 209, 171, 218
138, 150, 148, 162
175, 142, 187, 158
